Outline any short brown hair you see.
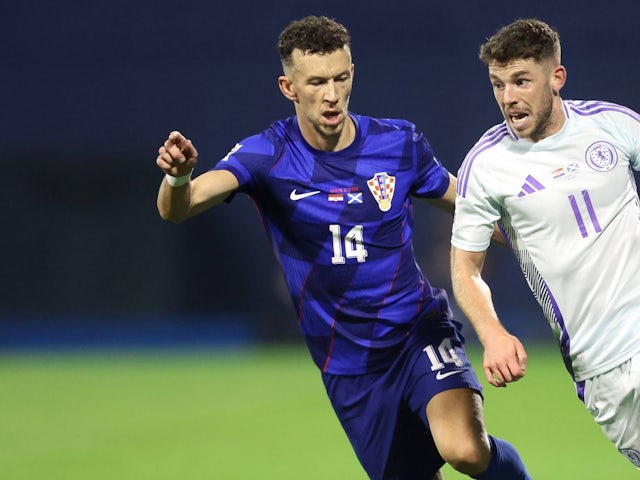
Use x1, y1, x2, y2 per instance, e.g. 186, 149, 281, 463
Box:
277, 16, 351, 69
479, 18, 561, 65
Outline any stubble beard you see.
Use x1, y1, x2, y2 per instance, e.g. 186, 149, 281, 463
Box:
528, 89, 555, 142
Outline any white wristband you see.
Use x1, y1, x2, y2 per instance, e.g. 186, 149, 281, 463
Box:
165, 170, 193, 187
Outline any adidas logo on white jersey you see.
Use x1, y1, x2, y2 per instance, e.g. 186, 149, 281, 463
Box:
518, 175, 546, 198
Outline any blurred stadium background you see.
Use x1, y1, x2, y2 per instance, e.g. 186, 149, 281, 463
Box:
3, 0, 639, 478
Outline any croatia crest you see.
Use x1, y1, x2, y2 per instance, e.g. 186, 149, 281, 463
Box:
367, 172, 396, 212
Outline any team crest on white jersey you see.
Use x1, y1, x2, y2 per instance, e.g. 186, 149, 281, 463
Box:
221, 143, 242, 161
367, 172, 396, 212
585, 141, 617, 172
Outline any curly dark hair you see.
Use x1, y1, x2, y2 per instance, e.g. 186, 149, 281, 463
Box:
479, 18, 561, 65
277, 15, 351, 68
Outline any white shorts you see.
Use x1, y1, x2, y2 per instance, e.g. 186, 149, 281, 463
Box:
583, 352, 640, 468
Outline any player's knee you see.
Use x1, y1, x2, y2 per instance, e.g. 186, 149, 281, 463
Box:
440, 438, 491, 475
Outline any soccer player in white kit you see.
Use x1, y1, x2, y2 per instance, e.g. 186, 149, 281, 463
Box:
450, 18, 640, 468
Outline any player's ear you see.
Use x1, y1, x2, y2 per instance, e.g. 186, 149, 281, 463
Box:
278, 75, 297, 101
551, 65, 566, 95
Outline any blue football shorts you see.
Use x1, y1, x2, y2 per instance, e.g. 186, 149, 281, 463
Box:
321, 317, 482, 480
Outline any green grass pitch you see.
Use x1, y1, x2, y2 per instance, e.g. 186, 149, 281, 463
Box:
1, 344, 636, 479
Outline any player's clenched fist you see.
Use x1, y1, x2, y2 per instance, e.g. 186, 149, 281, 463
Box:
156, 131, 199, 178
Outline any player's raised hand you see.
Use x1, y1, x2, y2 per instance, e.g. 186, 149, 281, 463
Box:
482, 331, 527, 388
157, 131, 199, 178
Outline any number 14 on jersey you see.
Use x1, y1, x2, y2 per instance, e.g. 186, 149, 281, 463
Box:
330, 224, 368, 264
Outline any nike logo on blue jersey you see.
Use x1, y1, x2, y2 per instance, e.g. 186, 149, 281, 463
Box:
290, 189, 321, 201
435, 370, 464, 380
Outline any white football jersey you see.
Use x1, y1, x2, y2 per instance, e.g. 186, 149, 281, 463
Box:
452, 100, 640, 382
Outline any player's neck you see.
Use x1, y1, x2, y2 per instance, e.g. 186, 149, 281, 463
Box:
528, 97, 567, 143
300, 114, 356, 152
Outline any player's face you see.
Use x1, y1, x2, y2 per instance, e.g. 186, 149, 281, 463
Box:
280, 46, 354, 150
488, 58, 566, 142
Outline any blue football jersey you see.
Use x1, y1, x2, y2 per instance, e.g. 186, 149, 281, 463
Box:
213, 113, 453, 374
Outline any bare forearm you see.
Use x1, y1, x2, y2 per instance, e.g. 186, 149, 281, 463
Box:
451, 246, 527, 386
452, 270, 505, 346
450, 247, 508, 344
157, 177, 193, 223
157, 169, 240, 223
155, 131, 238, 222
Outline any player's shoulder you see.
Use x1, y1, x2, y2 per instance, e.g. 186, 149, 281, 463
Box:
370, 116, 415, 129
464, 122, 511, 164
360, 115, 418, 135
455, 123, 510, 194
237, 116, 297, 154
218, 119, 293, 171
565, 99, 640, 122
262, 116, 297, 142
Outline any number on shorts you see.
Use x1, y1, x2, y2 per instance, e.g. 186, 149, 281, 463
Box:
423, 338, 464, 370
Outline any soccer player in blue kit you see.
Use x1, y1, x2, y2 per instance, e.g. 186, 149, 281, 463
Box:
156, 15, 531, 480
451, 19, 640, 469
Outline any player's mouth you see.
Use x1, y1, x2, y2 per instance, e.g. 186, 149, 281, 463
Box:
322, 110, 342, 127
507, 111, 530, 130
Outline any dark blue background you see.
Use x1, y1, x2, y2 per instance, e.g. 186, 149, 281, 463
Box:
3, 0, 638, 347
